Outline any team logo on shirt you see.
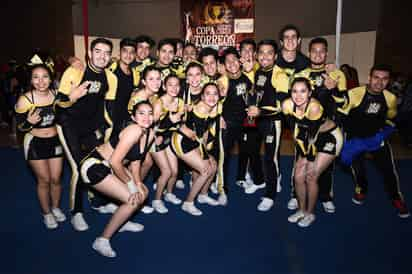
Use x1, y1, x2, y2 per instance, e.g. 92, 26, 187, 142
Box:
40, 113, 55, 127
313, 75, 324, 87
366, 103, 381, 114
236, 83, 247, 96
256, 75, 267, 87
88, 81, 101, 94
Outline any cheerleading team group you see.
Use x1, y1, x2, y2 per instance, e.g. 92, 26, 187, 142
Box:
15, 24, 410, 258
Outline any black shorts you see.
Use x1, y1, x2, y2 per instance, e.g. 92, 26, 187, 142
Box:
23, 134, 63, 160
79, 150, 111, 186
171, 132, 208, 160
315, 127, 343, 156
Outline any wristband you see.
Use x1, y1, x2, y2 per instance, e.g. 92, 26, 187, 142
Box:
126, 180, 138, 194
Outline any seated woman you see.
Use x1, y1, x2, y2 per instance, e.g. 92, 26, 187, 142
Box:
171, 83, 220, 216
15, 64, 65, 229
79, 101, 154, 257
282, 78, 343, 227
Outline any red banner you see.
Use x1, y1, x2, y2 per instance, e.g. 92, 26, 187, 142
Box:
181, 0, 255, 52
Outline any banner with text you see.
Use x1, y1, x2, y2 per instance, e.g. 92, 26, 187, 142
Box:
181, 0, 255, 52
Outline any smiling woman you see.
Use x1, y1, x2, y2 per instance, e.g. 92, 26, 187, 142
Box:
15, 63, 65, 230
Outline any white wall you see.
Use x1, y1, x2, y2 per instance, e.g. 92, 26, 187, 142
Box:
301, 31, 376, 84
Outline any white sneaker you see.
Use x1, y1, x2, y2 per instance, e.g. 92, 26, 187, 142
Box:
152, 200, 168, 214
297, 213, 316, 227
181, 201, 202, 216
175, 180, 185, 189
43, 213, 58, 229
51, 208, 66, 222
71, 212, 89, 231
92, 237, 116, 258
210, 182, 218, 194
243, 179, 254, 190
141, 205, 154, 214
244, 182, 266, 194
217, 193, 228, 206
95, 203, 118, 214
164, 193, 182, 205
197, 194, 219, 206
257, 197, 274, 211
287, 210, 305, 223
119, 221, 144, 232
276, 174, 282, 193
322, 201, 336, 213
287, 198, 298, 210
236, 180, 246, 188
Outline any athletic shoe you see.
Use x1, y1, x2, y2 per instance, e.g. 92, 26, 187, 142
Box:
352, 193, 366, 205
287, 198, 298, 210
392, 199, 411, 218
197, 194, 219, 206
164, 192, 182, 205
152, 200, 168, 214
322, 201, 336, 213
43, 213, 58, 229
181, 202, 202, 216
175, 180, 185, 189
119, 221, 144, 232
141, 205, 154, 214
92, 237, 116, 258
244, 182, 266, 194
257, 197, 274, 211
297, 214, 316, 227
94, 203, 118, 214
287, 210, 305, 223
71, 213, 89, 231
236, 180, 246, 188
51, 208, 66, 222
218, 193, 228, 206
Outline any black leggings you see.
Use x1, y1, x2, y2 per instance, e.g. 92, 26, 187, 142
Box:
57, 124, 104, 214
258, 120, 281, 199
351, 141, 403, 200
237, 127, 263, 185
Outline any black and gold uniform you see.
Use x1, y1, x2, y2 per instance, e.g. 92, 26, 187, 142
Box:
55, 64, 117, 212
171, 107, 211, 159
340, 86, 404, 201
181, 82, 202, 107
206, 101, 225, 193
80, 125, 153, 186
109, 62, 139, 135
282, 98, 343, 161
155, 97, 185, 151
129, 57, 156, 86
254, 65, 289, 198
295, 67, 347, 203
218, 72, 253, 190
201, 73, 221, 86
276, 51, 310, 81
296, 67, 347, 121
15, 90, 63, 160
